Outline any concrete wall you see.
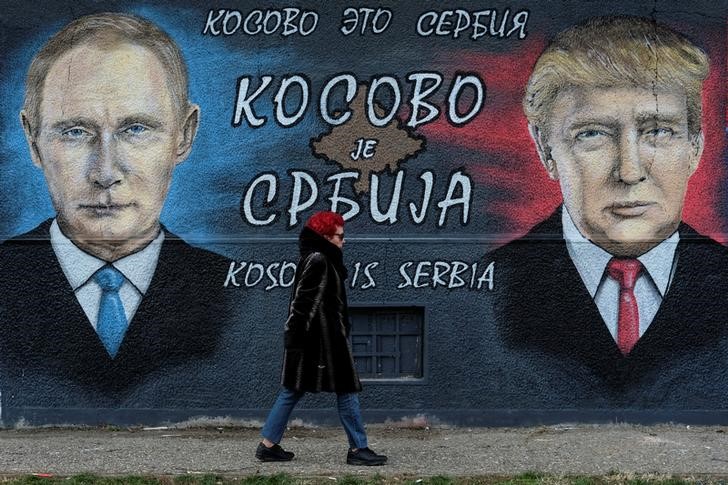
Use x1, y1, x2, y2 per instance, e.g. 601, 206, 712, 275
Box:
0, 0, 726, 426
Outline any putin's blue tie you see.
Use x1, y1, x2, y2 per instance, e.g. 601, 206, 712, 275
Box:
95, 266, 128, 358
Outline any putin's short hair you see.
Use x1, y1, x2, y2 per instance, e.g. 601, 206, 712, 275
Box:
23, 12, 190, 136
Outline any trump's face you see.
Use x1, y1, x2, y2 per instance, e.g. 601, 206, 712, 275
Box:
536, 86, 703, 257
22, 41, 198, 260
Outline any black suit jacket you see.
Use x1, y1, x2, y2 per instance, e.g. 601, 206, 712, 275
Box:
0, 219, 244, 416
488, 207, 728, 408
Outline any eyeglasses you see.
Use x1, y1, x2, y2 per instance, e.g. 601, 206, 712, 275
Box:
333, 232, 345, 240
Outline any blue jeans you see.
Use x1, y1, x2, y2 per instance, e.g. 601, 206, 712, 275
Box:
261, 388, 368, 449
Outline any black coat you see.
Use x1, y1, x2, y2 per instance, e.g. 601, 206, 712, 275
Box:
488, 207, 728, 408
0, 219, 245, 419
281, 227, 362, 393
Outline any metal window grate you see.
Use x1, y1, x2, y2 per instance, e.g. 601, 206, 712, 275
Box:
349, 307, 423, 379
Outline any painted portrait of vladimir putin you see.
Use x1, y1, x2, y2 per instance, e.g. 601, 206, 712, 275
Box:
490, 16, 728, 407
0, 12, 239, 420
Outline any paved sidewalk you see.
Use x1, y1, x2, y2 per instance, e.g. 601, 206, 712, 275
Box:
0, 424, 727, 477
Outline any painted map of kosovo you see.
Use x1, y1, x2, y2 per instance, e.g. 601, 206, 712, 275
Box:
311, 88, 425, 194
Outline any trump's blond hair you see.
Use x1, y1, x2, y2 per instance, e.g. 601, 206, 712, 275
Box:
524, 16, 709, 136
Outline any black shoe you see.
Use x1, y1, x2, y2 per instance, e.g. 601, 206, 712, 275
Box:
346, 447, 387, 466
256, 442, 294, 462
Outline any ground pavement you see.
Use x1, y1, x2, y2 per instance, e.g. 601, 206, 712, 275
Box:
0, 424, 727, 477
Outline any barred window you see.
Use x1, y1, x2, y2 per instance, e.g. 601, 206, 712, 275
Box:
349, 307, 424, 379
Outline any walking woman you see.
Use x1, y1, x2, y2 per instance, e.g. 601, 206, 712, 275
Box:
256, 211, 387, 466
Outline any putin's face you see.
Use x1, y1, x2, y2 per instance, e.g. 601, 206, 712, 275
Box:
535, 86, 703, 257
22, 41, 198, 260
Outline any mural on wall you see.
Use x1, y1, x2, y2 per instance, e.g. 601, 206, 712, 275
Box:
0, 12, 245, 414
488, 16, 728, 408
0, 1, 725, 425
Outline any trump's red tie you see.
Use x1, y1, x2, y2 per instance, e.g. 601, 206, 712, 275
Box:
606, 258, 642, 355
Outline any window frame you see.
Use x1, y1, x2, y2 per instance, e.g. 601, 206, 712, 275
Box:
348, 302, 428, 385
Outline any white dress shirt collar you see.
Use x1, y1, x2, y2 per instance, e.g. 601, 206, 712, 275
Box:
562, 207, 679, 298
50, 219, 164, 294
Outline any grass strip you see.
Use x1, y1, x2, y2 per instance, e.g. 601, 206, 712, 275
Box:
1, 473, 726, 485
